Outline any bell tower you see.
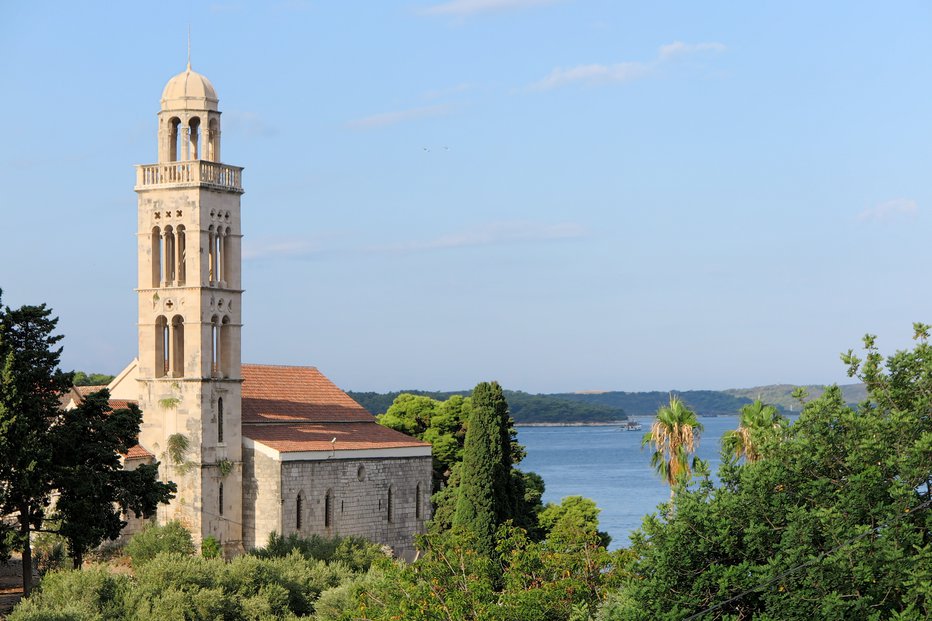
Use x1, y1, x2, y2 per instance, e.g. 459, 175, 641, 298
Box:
135, 63, 244, 554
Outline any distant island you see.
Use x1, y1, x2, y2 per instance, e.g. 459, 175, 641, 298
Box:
348, 383, 867, 424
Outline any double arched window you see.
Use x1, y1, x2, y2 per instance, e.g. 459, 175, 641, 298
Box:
154, 315, 185, 378
150, 225, 186, 288
166, 116, 210, 162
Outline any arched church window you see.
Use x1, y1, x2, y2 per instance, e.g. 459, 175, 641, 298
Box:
207, 226, 216, 285
387, 486, 393, 523
220, 316, 232, 378
168, 117, 180, 162
155, 316, 168, 378
296, 493, 303, 531
210, 315, 221, 378
175, 225, 186, 285
151, 226, 162, 288
415, 483, 422, 520
163, 226, 175, 286
189, 117, 201, 160
217, 397, 224, 443
221, 226, 233, 286
170, 315, 184, 377
324, 489, 333, 528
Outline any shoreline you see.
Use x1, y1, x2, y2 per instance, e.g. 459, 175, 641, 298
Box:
515, 421, 629, 427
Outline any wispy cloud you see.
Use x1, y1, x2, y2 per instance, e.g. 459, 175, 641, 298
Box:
532, 40, 726, 90
858, 198, 919, 222
375, 221, 587, 252
346, 104, 453, 130
422, 0, 560, 16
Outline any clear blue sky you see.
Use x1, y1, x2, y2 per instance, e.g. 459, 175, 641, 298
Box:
1, 1, 930, 393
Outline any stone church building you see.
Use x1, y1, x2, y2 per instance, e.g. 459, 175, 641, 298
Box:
85, 64, 432, 557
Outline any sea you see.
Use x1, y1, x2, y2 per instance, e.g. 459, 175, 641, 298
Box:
518, 415, 767, 549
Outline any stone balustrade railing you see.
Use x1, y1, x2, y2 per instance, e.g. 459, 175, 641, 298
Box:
136, 161, 244, 192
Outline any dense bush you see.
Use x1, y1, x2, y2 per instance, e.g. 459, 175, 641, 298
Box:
9, 566, 129, 621
251, 532, 386, 572
125, 521, 195, 566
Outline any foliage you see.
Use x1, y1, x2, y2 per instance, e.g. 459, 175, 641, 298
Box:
0, 294, 74, 594
125, 521, 196, 566
721, 397, 786, 463
31, 529, 68, 576
610, 327, 932, 620
201, 535, 221, 559
454, 381, 517, 557
641, 395, 704, 494
70, 371, 115, 387
350, 524, 626, 621
51, 390, 175, 568
357, 388, 627, 423
252, 531, 387, 573
539, 495, 610, 548
9, 566, 130, 621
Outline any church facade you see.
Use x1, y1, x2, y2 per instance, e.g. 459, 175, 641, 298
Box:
99, 64, 432, 558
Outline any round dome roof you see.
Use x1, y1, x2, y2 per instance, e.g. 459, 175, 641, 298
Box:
161, 65, 219, 111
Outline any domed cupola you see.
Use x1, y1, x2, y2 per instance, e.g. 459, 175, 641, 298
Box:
161, 62, 219, 112
156, 63, 222, 163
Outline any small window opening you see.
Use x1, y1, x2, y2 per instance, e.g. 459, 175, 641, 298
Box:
217, 397, 224, 443
324, 489, 333, 528
416, 483, 422, 520
296, 493, 303, 530
219, 482, 224, 516
387, 487, 393, 523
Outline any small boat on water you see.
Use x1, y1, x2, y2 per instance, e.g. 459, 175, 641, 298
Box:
621, 420, 642, 431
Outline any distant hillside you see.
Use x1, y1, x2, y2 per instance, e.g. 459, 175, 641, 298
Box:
347, 390, 627, 424
349, 383, 868, 424
723, 383, 867, 412
552, 390, 758, 417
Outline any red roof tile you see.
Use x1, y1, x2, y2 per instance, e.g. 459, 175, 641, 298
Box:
125, 444, 154, 459
241, 364, 374, 424
243, 422, 429, 453
75, 385, 107, 396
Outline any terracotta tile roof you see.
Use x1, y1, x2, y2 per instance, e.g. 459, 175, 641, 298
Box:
243, 422, 429, 453
107, 399, 137, 411
125, 444, 154, 459
242, 364, 375, 424
75, 385, 107, 396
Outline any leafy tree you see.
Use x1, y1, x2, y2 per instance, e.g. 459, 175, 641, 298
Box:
51, 389, 175, 568
721, 397, 786, 463
641, 394, 704, 498
125, 521, 195, 566
453, 381, 516, 556
539, 495, 610, 548
610, 326, 932, 620
70, 371, 115, 387
0, 294, 73, 595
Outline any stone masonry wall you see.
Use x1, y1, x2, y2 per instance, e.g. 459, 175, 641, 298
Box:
279, 455, 432, 560
242, 445, 282, 550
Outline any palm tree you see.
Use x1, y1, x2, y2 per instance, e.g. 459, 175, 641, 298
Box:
722, 398, 784, 463
642, 395, 704, 497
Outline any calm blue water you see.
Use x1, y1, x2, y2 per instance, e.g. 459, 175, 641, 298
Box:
518, 416, 745, 549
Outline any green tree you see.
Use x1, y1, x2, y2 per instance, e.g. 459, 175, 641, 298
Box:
50, 389, 175, 568
539, 495, 611, 548
453, 381, 516, 556
0, 294, 73, 595
721, 397, 786, 463
610, 327, 932, 620
641, 395, 704, 498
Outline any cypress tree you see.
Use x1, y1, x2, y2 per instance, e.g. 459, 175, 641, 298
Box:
453, 381, 515, 555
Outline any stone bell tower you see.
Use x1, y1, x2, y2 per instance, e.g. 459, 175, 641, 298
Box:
134, 62, 244, 554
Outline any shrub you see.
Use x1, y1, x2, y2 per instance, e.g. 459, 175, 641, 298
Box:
200, 535, 221, 559
125, 521, 195, 566
252, 532, 385, 572
9, 566, 129, 621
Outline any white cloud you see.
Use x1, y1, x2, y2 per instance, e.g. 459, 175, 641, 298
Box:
346, 104, 453, 130
858, 198, 918, 222
375, 221, 587, 252
532, 40, 726, 90
423, 0, 559, 16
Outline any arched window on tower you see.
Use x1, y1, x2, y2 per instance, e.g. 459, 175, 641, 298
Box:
324, 489, 333, 528
168, 117, 181, 162
207, 226, 217, 286
189, 117, 201, 160
296, 493, 303, 531
210, 315, 221, 378
221, 226, 233, 287
220, 316, 232, 377
208, 117, 220, 161
170, 315, 185, 377
175, 225, 186, 285
151, 226, 162, 288
155, 316, 168, 378
162, 226, 175, 286
217, 397, 224, 443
